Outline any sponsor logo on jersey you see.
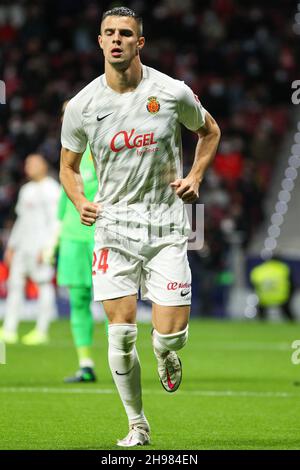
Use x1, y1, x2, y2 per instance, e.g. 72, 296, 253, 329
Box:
110, 129, 157, 153
167, 282, 191, 291
146, 96, 160, 114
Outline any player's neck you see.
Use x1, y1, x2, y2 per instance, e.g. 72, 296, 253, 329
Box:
105, 59, 143, 94
31, 175, 47, 182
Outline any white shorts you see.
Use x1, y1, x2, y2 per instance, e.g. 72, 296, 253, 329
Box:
8, 250, 54, 286
92, 227, 191, 306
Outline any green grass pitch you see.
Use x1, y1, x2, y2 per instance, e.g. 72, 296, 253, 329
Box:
1, 318, 300, 450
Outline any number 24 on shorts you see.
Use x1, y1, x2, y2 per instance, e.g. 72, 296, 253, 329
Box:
92, 248, 109, 275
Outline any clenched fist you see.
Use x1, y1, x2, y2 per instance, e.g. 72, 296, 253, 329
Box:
77, 199, 100, 226
170, 176, 200, 203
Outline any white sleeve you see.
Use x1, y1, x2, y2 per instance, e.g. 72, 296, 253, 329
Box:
61, 99, 87, 153
178, 84, 206, 131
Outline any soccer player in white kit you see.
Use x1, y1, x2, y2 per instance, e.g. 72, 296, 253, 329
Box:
60, 7, 221, 446
0, 154, 60, 345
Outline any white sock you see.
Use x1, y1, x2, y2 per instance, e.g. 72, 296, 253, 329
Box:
108, 324, 148, 427
153, 325, 189, 355
36, 283, 56, 334
79, 358, 94, 368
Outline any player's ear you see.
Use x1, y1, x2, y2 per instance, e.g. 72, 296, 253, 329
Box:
137, 36, 145, 51
98, 35, 103, 50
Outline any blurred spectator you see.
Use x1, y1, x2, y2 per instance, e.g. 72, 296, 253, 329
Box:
0, 154, 60, 344
250, 257, 295, 320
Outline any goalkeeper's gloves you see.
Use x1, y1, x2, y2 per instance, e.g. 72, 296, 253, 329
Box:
41, 220, 62, 265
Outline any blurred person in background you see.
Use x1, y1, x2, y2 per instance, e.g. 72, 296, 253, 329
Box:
0, 153, 60, 344
250, 256, 295, 321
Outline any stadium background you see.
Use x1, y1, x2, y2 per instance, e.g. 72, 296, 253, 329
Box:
1, 0, 300, 451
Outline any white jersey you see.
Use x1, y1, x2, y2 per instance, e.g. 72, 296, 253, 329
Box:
8, 176, 60, 254
61, 65, 206, 239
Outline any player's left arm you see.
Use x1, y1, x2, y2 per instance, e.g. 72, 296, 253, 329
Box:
171, 111, 221, 202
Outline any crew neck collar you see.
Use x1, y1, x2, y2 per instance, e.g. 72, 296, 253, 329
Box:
102, 64, 148, 96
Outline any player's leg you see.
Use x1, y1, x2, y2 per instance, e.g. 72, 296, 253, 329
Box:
64, 286, 96, 382
0, 251, 26, 343
257, 304, 267, 320
57, 239, 101, 380
152, 304, 189, 334
103, 295, 150, 446
152, 304, 189, 392
36, 282, 56, 333
93, 238, 149, 446
141, 238, 191, 392
281, 300, 295, 321
22, 257, 56, 345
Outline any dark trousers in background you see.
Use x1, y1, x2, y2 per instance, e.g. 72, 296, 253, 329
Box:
257, 301, 294, 320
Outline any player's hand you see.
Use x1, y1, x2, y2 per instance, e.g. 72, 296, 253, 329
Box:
40, 220, 61, 265
37, 252, 44, 265
77, 199, 100, 226
170, 177, 200, 203
39, 246, 57, 265
4, 247, 14, 268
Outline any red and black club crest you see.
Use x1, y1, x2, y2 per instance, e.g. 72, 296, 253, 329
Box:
146, 96, 160, 114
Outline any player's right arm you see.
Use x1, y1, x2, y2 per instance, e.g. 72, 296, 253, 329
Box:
60, 99, 98, 226
60, 148, 98, 226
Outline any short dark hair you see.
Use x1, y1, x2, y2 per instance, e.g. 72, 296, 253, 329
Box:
101, 6, 143, 36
